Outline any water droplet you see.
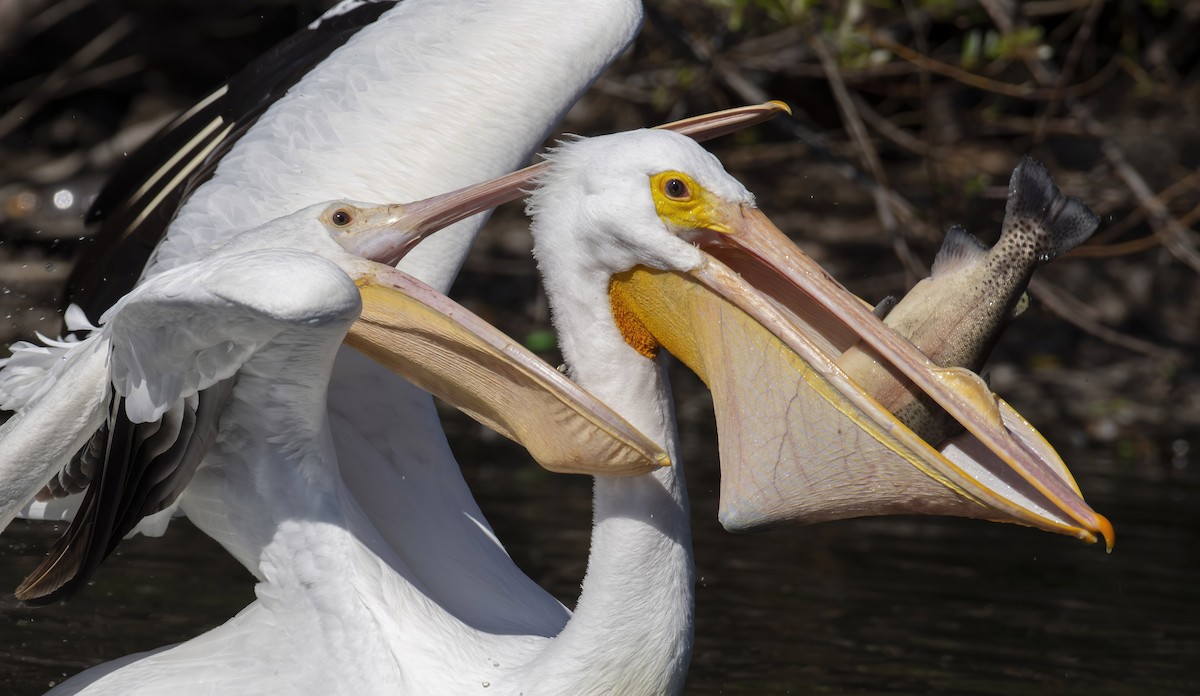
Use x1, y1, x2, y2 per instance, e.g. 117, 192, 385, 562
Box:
1172, 439, 1190, 470
481, 681, 490, 688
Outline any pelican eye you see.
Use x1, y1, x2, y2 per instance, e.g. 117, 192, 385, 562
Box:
331, 208, 353, 227
650, 171, 722, 232
662, 177, 690, 200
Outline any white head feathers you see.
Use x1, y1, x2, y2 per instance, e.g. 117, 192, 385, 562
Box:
527, 129, 753, 278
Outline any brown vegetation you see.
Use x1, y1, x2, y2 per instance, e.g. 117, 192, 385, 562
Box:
0, 0, 1195, 467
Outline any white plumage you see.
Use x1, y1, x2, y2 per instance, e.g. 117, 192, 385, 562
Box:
0, 1, 1113, 692
24, 129, 758, 691
0, 0, 656, 692
2, 126, 1113, 696
22, 192, 661, 694
151, 0, 643, 290
38, 131, 792, 695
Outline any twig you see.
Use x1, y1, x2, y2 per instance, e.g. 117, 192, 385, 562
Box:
852, 94, 930, 157
808, 34, 926, 280
1022, 0, 1097, 17
1067, 235, 1162, 259
900, 0, 944, 240
0, 17, 133, 140
1093, 128, 1200, 274
1029, 278, 1184, 363
1143, 0, 1200, 88
870, 32, 1118, 101
1090, 168, 1200, 244
977, 0, 1018, 34
23, 0, 92, 37
1033, 0, 1104, 142
980, 2, 1200, 275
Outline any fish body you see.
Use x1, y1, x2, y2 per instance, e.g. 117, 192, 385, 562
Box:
837, 156, 1100, 444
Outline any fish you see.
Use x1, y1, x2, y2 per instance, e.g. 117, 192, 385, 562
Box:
836, 156, 1100, 445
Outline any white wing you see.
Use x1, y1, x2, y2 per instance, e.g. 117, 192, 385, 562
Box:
104, 249, 359, 420
2, 248, 361, 603
0, 335, 110, 532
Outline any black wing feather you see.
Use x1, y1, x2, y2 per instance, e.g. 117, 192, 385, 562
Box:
69, 0, 399, 317
16, 379, 234, 605
17, 394, 136, 605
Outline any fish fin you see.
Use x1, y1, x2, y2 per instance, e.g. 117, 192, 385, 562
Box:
1010, 291, 1031, 319
872, 296, 898, 319
1007, 156, 1100, 263
931, 225, 988, 277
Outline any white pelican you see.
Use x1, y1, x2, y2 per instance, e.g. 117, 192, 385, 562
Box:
0, 196, 670, 597
0, 0, 1109, 686
7, 128, 1109, 695
13, 0, 648, 604
0, 199, 660, 695
1, 103, 783, 601
2, 0, 650, 688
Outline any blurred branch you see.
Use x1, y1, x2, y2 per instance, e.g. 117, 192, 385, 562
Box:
809, 33, 926, 279
852, 94, 930, 157
1033, 0, 1103, 141
1029, 278, 1184, 363
977, 0, 1018, 34
1067, 235, 1161, 259
0, 0, 80, 54
1094, 132, 1200, 275
976, 0, 1200, 275
0, 16, 133, 140
1022, 0, 1096, 17
871, 31, 1119, 101
1090, 168, 1200, 245
1143, 0, 1200, 89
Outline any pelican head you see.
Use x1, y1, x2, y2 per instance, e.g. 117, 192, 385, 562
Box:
508, 129, 1112, 546
280, 122, 1108, 547
193, 195, 672, 479
526, 130, 750, 279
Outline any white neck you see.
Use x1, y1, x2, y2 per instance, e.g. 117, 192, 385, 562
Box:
520, 264, 695, 694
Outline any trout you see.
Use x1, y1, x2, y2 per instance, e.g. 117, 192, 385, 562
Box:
837, 156, 1099, 445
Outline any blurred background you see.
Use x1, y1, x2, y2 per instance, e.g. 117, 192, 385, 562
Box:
0, 1, 1196, 694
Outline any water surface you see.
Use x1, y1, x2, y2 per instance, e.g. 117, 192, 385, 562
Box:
1, 409, 1196, 695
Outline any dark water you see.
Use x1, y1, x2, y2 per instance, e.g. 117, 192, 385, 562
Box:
1, 407, 1197, 695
